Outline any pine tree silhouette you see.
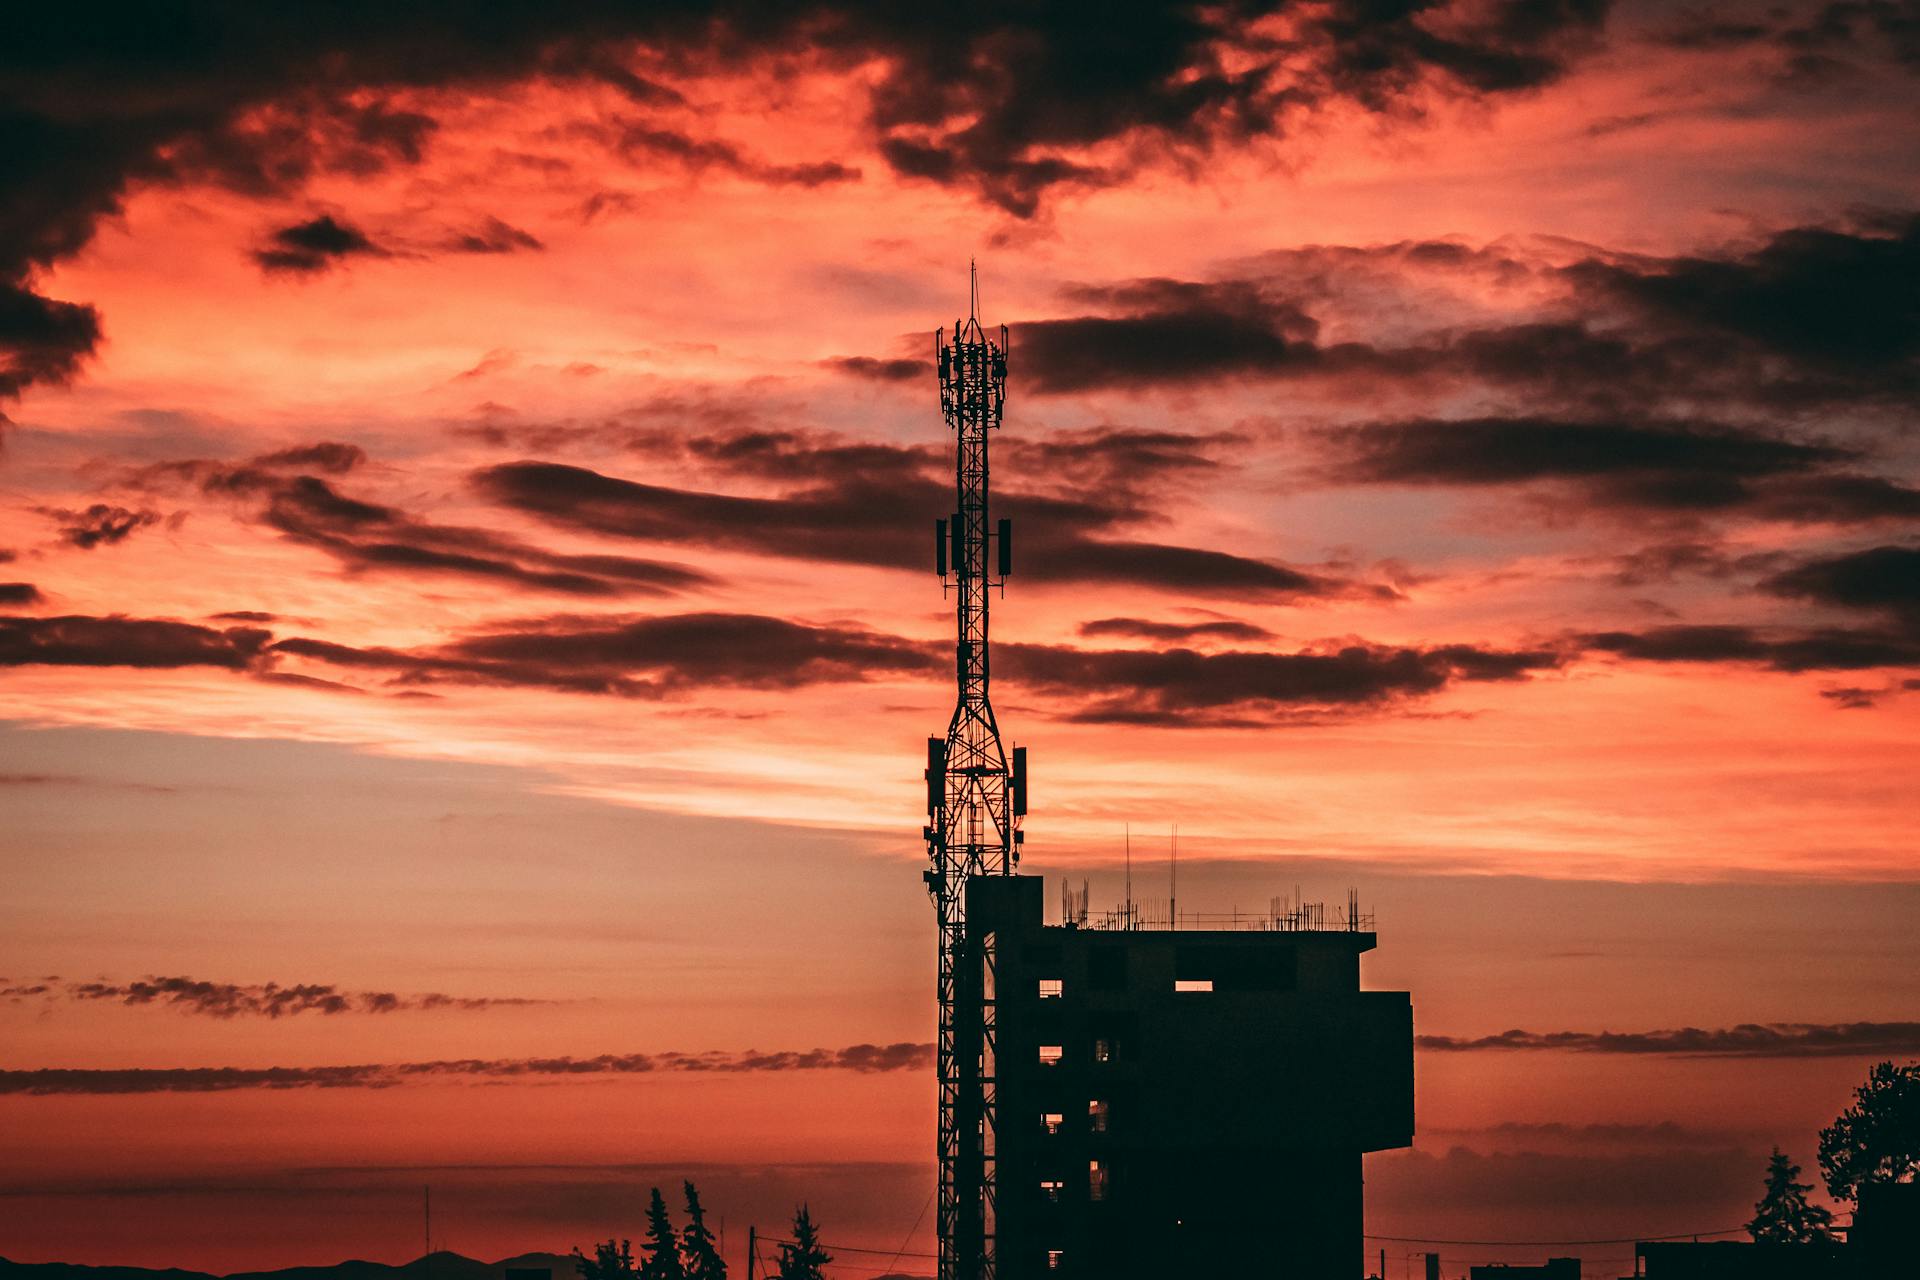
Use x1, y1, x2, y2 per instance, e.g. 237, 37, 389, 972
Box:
774, 1205, 831, 1280
640, 1187, 687, 1280
680, 1180, 727, 1280
1747, 1148, 1835, 1244
573, 1239, 638, 1280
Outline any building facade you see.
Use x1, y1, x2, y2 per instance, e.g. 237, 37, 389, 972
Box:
963, 875, 1414, 1278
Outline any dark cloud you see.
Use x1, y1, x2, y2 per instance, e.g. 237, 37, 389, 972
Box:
1820, 684, 1882, 709
679, 427, 941, 486
1077, 616, 1276, 643
998, 217, 1920, 418
611, 123, 860, 187
822, 355, 934, 383
1418, 1020, 1920, 1057
1567, 213, 1920, 372
0, 582, 43, 605
130, 451, 712, 598
1016, 279, 1337, 393
1325, 416, 1836, 495
253, 213, 385, 275
276, 611, 941, 698
0, 1042, 932, 1095
474, 458, 1357, 599
1000, 638, 1564, 725
1320, 416, 1920, 523
446, 215, 545, 254
0, 278, 101, 400
1316, 0, 1610, 103
1605, 541, 1790, 587
42, 975, 548, 1019
259, 474, 712, 597
0, 1, 1622, 402
0, 615, 271, 670
1001, 425, 1241, 487
269, 609, 1557, 722
1760, 545, 1920, 622
43, 502, 162, 549
1033, 538, 1357, 598
249, 441, 367, 472
856, 0, 1610, 214
1580, 624, 1920, 672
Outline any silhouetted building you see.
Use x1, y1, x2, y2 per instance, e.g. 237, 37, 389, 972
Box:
961, 875, 1413, 1278
1472, 1261, 1579, 1279
1851, 1180, 1920, 1269
1635, 1242, 1853, 1278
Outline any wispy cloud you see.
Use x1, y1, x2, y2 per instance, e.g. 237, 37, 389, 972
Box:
0, 1043, 933, 1095
9, 975, 552, 1019
1417, 1020, 1920, 1057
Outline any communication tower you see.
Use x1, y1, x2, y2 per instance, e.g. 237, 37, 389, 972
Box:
925, 264, 1027, 1280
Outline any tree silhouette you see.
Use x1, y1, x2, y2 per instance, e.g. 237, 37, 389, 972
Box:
640, 1187, 687, 1280
1818, 1060, 1920, 1203
681, 1180, 727, 1280
574, 1239, 638, 1280
774, 1205, 831, 1280
1747, 1148, 1835, 1244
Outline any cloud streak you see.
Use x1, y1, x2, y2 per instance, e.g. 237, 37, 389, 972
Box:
1418, 1020, 1920, 1057
0, 1043, 933, 1095
29, 975, 551, 1019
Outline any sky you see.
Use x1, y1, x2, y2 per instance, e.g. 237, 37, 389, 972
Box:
2, 1, 1918, 1275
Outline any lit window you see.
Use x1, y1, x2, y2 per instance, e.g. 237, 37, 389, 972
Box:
1088, 1099, 1109, 1133
1046, 1250, 1064, 1271
1088, 1158, 1109, 1202
1042, 1112, 1065, 1135
1091, 1037, 1113, 1063
1038, 977, 1063, 999
1174, 978, 1213, 993
1039, 1044, 1064, 1067
1040, 1179, 1065, 1203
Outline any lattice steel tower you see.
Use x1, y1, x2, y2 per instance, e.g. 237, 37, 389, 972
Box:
924, 265, 1026, 1280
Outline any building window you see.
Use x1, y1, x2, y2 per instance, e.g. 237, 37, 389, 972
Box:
1088, 1158, 1109, 1202
1040, 1179, 1065, 1203
1174, 978, 1214, 993
1046, 1250, 1064, 1271
1091, 1037, 1113, 1064
1042, 1112, 1065, 1135
1088, 1099, 1109, 1133
1038, 977, 1063, 999
1039, 1044, 1064, 1067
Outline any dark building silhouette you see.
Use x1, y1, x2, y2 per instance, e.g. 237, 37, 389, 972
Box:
1850, 1179, 1920, 1267
1635, 1242, 1852, 1278
1471, 1261, 1579, 1279
960, 875, 1413, 1278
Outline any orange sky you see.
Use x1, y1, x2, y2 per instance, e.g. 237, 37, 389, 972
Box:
2, 2, 1918, 1275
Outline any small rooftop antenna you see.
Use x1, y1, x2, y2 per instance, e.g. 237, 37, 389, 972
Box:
970, 258, 979, 320
1124, 823, 1133, 930
1170, 823, 1178, 933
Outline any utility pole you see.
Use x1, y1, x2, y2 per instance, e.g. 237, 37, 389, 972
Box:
746, 1225, 755, 1280
925, 263, 1024, 1280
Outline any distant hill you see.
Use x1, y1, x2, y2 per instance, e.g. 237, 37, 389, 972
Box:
0, 1252, 576, 1280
